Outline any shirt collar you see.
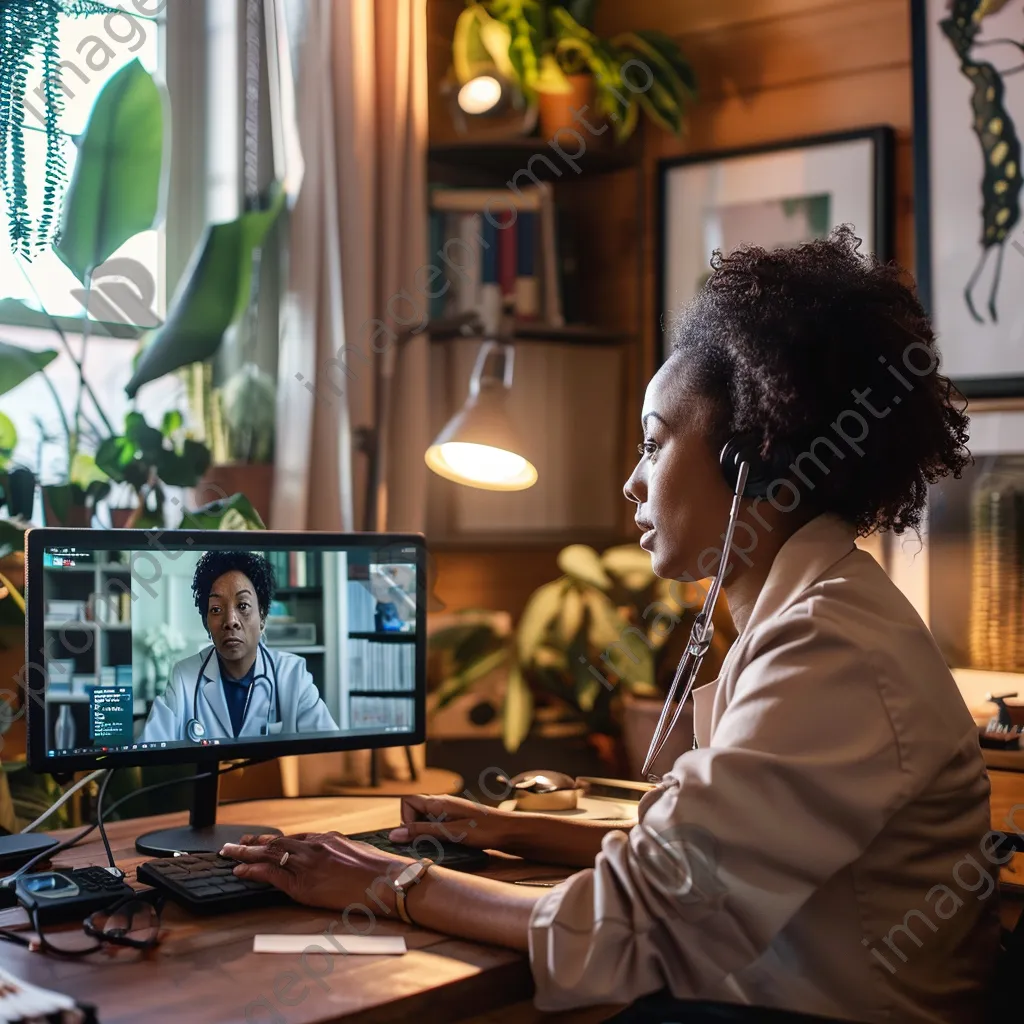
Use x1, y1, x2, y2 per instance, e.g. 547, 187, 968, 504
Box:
740, 512, 859, 635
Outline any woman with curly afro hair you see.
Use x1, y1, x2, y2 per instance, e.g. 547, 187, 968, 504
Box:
218, 230, 994, 1024
139, 550, 337, 744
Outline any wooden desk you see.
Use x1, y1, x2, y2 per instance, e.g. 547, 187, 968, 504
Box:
6, 780, 1024, 1024
0, 797, 608, 1024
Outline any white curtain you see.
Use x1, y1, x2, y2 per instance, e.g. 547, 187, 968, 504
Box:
273, 0, 430, 791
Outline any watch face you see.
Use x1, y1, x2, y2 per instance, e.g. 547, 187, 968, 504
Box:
395, 860, 427, 888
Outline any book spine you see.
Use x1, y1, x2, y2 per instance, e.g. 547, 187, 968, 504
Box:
455, 213, 482, 315
428, 210, 447, 320
498, 210, 517, 303
515, 211, 539, 320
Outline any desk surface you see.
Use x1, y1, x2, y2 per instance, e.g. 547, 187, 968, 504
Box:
6, 777, 1024, 1024
0, 797, 594, 1024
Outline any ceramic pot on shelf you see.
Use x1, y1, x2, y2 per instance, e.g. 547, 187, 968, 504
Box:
537, 73, 612, 150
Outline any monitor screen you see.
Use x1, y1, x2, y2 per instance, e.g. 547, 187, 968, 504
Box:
25, 530, 426, 770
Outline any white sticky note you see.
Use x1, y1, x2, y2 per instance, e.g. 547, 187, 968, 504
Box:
253, 934, 407, 955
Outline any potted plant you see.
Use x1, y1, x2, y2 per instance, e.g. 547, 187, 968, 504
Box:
451, 0, 697, 143
95, 410, 212, 530
429, 542, 737, 777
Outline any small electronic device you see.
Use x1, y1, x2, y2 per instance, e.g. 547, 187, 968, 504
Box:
13, 867, 134, 926
138, 830, 488, 915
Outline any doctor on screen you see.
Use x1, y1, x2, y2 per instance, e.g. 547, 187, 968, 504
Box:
139, 551, 338, 744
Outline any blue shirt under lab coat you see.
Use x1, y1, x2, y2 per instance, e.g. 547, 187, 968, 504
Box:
138, 645, 338, 745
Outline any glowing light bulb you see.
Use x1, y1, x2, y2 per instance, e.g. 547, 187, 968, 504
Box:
457, 76, 502, 115
425, 441, 537, 491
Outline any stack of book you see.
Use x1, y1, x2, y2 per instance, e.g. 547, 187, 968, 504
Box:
348, 639, 414, 692
266, 550, 323, 589
350, 696, 414, 731
428, 181, 579, 330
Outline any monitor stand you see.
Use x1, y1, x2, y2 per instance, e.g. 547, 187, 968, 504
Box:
135, 762, 282, 857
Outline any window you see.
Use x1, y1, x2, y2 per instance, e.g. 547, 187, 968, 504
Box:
0, 0, 240, 495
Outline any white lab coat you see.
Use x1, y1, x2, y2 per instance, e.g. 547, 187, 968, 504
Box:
138, 645, 338, 744
528, 513, 999, 1023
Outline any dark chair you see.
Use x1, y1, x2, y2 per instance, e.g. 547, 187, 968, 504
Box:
604, 831, 1024, 1024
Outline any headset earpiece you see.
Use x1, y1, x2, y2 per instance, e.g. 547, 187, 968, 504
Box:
719, 432, 793, 499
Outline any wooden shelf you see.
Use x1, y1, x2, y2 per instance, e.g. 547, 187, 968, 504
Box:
428, 137, 639, 183
428, 321, 630, 347
349, 631, 417, 642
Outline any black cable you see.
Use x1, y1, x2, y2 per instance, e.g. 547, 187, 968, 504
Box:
95, 768, 116, 869
4, 759, 261, 882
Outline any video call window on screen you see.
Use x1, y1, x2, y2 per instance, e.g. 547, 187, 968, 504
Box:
41, 543, 419, 756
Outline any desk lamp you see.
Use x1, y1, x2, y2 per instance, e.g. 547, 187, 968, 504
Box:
353, 312, 535, 788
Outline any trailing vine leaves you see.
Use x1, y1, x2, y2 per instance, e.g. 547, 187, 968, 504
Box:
0, 0, 114, 257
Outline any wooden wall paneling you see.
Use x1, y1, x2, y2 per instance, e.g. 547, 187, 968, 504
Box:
432, 548, 563, 621
635, 0, 909, 106
596, 0, 873, 36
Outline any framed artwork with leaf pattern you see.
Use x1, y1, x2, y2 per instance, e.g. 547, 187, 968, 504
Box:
913, 0, 1024, 398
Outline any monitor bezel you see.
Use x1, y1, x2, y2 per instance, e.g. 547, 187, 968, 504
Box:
25, 527, 428, 772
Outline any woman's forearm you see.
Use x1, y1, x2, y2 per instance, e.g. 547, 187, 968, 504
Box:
501, 815, 633, 868
403, 865, 546, 951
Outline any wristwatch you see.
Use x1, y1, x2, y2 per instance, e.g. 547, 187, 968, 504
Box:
393, 858, 433, 925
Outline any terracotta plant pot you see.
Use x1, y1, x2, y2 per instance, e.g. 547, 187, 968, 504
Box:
197, 463, 274, 527
42, 493, 90, 527
537, 73, 612, 150
109, 507, 138, 528
621, 692, 694, 780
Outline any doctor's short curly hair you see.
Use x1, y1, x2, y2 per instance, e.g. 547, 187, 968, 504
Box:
192, 550, 277, 630
667, 225, 971, 535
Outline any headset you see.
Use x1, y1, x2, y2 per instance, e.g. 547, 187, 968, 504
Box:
640, 430, 796, 781
718, 431, 796, 499
186, 641, 281, 744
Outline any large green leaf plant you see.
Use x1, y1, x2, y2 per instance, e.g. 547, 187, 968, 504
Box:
429, 543, 737, 754
0, 59, 283, 528
452, 0, 697, 142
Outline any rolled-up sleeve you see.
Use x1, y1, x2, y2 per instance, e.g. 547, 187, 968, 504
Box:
527, 610, 928, 1011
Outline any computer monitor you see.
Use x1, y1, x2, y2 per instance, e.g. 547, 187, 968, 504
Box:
24, 528, 427, 855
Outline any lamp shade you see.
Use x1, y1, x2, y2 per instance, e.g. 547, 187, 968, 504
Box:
425, 382, 537, 491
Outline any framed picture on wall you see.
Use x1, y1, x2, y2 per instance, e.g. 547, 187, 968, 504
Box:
912, 0, 1024, 398
657, 127, 894, 369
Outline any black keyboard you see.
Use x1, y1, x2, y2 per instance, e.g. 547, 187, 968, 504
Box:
137, 830, 489, 914
136, 853, 284, 915
347, 829, 490, 871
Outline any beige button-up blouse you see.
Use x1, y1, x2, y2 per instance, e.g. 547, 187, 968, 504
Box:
528, 514, 1001, 1022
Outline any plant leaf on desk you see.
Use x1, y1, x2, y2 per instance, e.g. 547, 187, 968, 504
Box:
434, 646, 510, 711
180, 493, 265, 530
54, 59, 165, 284
601, 543, 655, 592
503, 661, 533, 753
557, 544, 611, 590
517, 577, 567, 662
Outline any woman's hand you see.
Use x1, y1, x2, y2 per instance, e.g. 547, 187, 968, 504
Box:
388, 795, 520, 854
220, 832, 415, 913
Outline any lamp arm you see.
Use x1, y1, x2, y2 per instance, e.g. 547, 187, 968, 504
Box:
364, 312, 487, 532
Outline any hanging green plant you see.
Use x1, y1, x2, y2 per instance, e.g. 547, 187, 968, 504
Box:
0, 0, 116, 258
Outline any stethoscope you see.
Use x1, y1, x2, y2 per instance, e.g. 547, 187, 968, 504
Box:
186, 640, 281, 743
